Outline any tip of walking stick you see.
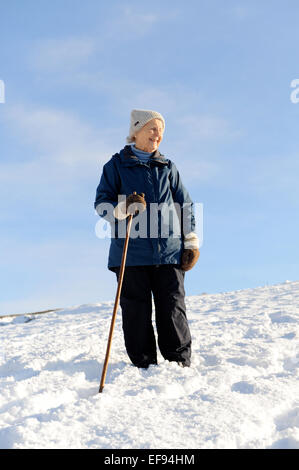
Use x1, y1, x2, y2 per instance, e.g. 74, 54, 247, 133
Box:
99, 386, 104, 393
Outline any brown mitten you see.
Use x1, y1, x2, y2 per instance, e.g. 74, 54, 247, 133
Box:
126, 192, 146, 215
181, 248, 200, 271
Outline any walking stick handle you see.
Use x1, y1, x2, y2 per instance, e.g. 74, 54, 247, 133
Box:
99, 209, 134, 393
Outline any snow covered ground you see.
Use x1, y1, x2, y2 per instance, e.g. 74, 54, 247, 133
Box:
0, 280, 298, 449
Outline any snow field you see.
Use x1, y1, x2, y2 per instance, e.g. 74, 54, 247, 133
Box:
0, 281, 298, 449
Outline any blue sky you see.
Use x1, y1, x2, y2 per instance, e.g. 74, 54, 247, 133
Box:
0, 0, 298, 315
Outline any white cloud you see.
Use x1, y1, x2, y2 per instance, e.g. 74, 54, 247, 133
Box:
120, 6, 158, 29
0, 103, 124, 218
160, 113, 243, 184
0, 237, 115, 315
176, 114, 243, 140
249, 152, 299, 205
231, 4, 253, 20
0, 104, 120, 315
106, 4, 178, 38
29, 37, 96, 72
2, 104, 117, 177
28, 5, 175, 76
172, 157, 221, 184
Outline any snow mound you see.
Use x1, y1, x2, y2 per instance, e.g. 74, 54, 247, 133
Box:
0, 280, 298, 449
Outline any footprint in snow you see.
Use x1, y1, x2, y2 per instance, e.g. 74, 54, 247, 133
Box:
150, 375, 201, 398
281, 332, 296, 340
269, 312, 297, 324
283, 354, 299, 371
124, 374, 201, 399
201, 354, 222, 367
231, 381, 258, 394
274, 406, 299, 431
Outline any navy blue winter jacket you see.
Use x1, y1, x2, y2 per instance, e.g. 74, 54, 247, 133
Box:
94, 145, 195, 270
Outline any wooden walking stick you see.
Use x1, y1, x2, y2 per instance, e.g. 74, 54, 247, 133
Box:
99, 192, 144, 393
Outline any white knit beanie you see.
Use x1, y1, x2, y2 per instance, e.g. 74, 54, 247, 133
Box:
126, 109, 165, 143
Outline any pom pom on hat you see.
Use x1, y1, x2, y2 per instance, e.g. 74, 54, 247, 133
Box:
126, 109, 165, 143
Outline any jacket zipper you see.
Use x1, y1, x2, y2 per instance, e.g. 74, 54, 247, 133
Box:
149, 164, 161, 262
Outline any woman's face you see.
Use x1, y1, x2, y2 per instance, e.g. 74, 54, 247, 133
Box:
134, 118, 164, 152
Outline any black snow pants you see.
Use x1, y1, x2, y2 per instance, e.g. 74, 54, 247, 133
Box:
112, 264, 192, 368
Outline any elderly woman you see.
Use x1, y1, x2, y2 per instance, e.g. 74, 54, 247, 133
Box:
94, 109, 199, 369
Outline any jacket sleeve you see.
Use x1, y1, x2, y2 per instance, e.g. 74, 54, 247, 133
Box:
94, 157, 121, 223
168, 161, 197, 238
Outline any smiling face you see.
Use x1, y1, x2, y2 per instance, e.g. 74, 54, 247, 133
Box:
134, 118, 164, 153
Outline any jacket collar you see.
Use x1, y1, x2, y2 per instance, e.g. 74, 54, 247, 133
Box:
120, 145, 168, 167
